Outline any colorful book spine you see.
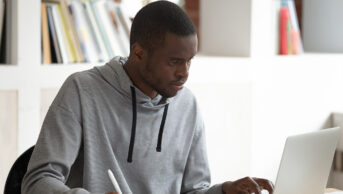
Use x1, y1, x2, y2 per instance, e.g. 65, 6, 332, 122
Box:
288, 0, 303, 54
68, 0, 99, 62
0, 0, 5, 51
41, 3, 52, 64
108, 2, 130, 56
60, 0, 85, 62
66, 3, 88, 62
287, 14, 292, 55
94, 0, 124, 56
280, 7, 289, 55
83, 0, 109, 61
50, 3, 69, 63
42, 0, 131, 62
89, 0, 114, 59
57, 3, 76, 63
115, 4, 131, 40
279, 0, 303, 55
57, 3, 77, 63
107, 7, 129, 56
46, 4, 63, 63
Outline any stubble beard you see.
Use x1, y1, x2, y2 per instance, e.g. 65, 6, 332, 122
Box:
142, 61, 176, 98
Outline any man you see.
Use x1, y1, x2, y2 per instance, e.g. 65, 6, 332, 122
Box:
22, 1, 273, 194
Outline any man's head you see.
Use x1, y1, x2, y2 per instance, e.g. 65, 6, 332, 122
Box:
130, 0, 196, 53
127, 1, 198, 98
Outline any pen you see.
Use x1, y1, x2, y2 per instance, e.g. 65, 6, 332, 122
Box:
107, 169, 123, 194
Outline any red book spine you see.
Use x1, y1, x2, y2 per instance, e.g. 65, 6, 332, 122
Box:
280, 7, 290, 55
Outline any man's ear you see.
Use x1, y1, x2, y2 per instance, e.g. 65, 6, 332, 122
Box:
131, 43, 146, 62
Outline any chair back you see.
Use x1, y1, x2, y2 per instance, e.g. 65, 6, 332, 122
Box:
4, 146, 35, 194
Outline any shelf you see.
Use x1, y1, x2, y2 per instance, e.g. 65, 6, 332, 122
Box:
2, 53, 343, 90
271, 53, 341, 68
0, 63, 102, 90
273, 52, 343, 59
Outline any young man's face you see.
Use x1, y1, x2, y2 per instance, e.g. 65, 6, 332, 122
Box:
140, 32, 198, 98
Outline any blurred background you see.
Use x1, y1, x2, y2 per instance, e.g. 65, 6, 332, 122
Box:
1, 0, 343, 192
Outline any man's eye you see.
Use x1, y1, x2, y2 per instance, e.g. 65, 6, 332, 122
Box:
169, 60, 180, 66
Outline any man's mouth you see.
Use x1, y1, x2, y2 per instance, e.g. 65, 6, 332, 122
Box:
171, 82, 185, 90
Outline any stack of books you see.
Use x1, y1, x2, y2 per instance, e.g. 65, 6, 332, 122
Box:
41, 0, 131, 64
278, 0, 303, 55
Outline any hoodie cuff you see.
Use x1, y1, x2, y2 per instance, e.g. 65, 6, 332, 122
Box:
207, 184, 224, 194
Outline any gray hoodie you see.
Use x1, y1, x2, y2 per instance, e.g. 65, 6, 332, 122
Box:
21, 57, 223, 194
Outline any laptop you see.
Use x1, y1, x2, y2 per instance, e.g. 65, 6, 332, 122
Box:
268, 127, 341, 194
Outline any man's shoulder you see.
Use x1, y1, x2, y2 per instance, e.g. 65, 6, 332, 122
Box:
64, 67, 101, 86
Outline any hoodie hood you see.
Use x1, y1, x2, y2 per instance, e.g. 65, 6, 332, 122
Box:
95, 56, 170, 162
95, 56, 170, 109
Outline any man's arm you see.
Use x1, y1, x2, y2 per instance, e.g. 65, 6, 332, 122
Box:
21, 74, 90, 194
180, 114, 274, 194
180, 118, 223, 194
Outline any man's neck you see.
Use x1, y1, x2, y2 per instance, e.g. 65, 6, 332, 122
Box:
123, 59, 157, 99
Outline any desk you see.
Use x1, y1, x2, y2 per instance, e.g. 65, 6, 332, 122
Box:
326, 188, 342, 193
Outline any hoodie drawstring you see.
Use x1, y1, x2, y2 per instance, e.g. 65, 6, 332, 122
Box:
156, 104, 169, 152
127, 86, 169, 163
127, 86, 137, 163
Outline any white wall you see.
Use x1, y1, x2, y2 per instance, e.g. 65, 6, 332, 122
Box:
251, 55, 343, 181
0, 91, 17, 192
303, 0, 343, 53
187, 54, 343, 185
200, 0, 252, 57
188, 82, 252, 184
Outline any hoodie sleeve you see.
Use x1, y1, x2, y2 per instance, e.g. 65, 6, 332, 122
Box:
180, 116, 223, 194
21, 74, 94, 194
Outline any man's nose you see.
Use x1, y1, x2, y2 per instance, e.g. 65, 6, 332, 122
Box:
175, 62, 190, 78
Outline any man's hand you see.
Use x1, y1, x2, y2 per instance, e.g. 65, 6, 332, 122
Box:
222, 177, 274, 194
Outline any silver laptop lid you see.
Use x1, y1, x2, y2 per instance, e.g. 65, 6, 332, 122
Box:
273, 127, 340, 194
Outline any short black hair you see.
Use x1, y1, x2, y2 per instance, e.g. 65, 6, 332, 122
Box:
130, 1, 196, 52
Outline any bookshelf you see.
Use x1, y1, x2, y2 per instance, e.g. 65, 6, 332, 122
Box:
2, 0, 343, 192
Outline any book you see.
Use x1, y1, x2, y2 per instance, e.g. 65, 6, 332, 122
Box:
0, 0, 5, 51
287, 0, 303, 54
0, 0, 6, 62
83, 0, 108, 61
115, 4, 131, 39
49, 3, 69, 63
107, 1, 130, 56
4, 0, 11, 63
279, 0, 303, 55
286, 10, 292, 55
41, 0, 131, 63
46, 4, 63, 63
94, 0, 124, 56
57, 3, 77, 63
41, 3, 52, 64
80, 0, 103, 62
279, 6, 289, 55
89, 0, 114, 59
60, 0, 85, 62
67, 0, 99, 62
